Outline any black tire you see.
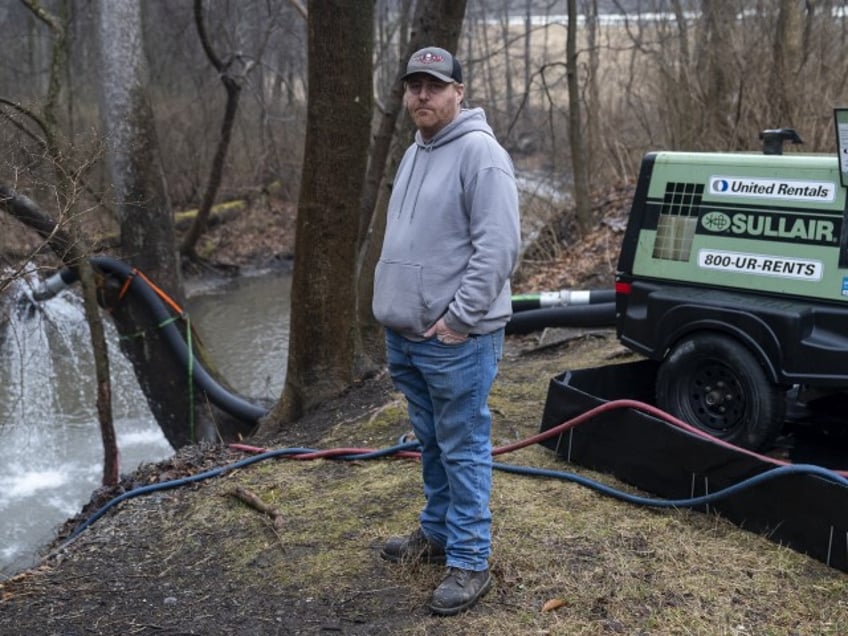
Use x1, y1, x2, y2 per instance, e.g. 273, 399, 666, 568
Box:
656, 333, 785, 451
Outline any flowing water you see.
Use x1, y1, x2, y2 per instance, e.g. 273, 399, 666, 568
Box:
0, 269, 291, 577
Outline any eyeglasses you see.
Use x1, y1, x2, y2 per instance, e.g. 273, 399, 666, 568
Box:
405, 80, 452, 96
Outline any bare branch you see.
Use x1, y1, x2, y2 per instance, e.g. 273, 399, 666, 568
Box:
0, 98, 50, 144
18, 0, 64, 36
229, 486, 285, 531
288, 0, 307, 21
193, 0, 225, 73
0, 184, 77, 262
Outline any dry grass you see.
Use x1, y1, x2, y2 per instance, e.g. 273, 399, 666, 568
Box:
2, 333, 848, 634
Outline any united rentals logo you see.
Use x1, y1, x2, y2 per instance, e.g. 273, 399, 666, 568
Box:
709, 176, 835, 202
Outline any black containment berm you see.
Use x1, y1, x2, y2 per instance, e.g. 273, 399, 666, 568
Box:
538, 359, 848, 572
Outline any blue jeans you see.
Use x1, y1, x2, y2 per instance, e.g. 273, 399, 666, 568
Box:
385, 327, 504, 572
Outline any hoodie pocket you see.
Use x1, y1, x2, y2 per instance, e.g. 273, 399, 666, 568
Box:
373, 259, 432, 334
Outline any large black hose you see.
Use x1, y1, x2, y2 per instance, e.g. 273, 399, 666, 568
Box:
505, 302, 616, 335
33, 258, 617, 416
39, 256, 269, 424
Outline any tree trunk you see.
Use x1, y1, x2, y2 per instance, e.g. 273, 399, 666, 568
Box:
585, 0, 601, 183
257, 0, 375, 429
567, 0, 591, 234
353, 0, 467, 376
696, 0, 737, 142
21, 0, 120, 486
770, 0, 804, 125
97, 0, 253, 448
497, 0, 514, 133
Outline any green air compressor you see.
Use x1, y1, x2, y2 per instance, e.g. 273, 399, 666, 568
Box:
615, 113, 848, 451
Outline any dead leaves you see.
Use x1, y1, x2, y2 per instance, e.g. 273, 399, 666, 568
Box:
542, 597, 567, 612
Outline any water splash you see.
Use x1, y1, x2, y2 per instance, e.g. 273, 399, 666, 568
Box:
0, 268, 291, 577
0, 273, 173, 577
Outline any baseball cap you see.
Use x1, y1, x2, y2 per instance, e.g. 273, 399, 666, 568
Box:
402, 46, 463, 84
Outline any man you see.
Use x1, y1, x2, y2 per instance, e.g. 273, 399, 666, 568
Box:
372, 46, 521, 616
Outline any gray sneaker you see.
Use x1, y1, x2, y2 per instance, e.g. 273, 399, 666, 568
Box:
380, 527, 446, 564
428, 567, 492, 616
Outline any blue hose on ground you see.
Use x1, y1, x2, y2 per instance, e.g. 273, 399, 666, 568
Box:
61, 442, 422, 544
56, 441, 848, 554
492, 461, 848, 507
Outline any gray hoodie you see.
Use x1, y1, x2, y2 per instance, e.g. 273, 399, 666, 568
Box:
372, 107, 520, 340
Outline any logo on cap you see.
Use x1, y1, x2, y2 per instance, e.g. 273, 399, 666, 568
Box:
414, 51, 445, 65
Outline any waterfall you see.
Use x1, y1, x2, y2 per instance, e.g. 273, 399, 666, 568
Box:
0, 273, 173, 577
0, 267, 290, 577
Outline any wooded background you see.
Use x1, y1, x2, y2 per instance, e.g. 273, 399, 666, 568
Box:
2, 0, 848, 455
4, 0, 845, 220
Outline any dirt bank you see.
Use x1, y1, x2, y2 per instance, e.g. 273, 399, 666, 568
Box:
2, 327, 848, 635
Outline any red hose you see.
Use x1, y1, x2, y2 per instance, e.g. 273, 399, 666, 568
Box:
229, 399, 848, 477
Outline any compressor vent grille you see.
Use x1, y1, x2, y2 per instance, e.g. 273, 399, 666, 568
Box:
652, 181, 703, 261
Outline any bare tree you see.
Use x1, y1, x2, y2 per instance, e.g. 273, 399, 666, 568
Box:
12, 0, 119, 486
769, 0, 804, 125
567, 0, 591, 233
179, 0, 268, 262
584, 0, 601, 180
523, 0, 533, 130
258, 0, 375, 428
496, 0, 515, 132
695, 1, 739, 143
